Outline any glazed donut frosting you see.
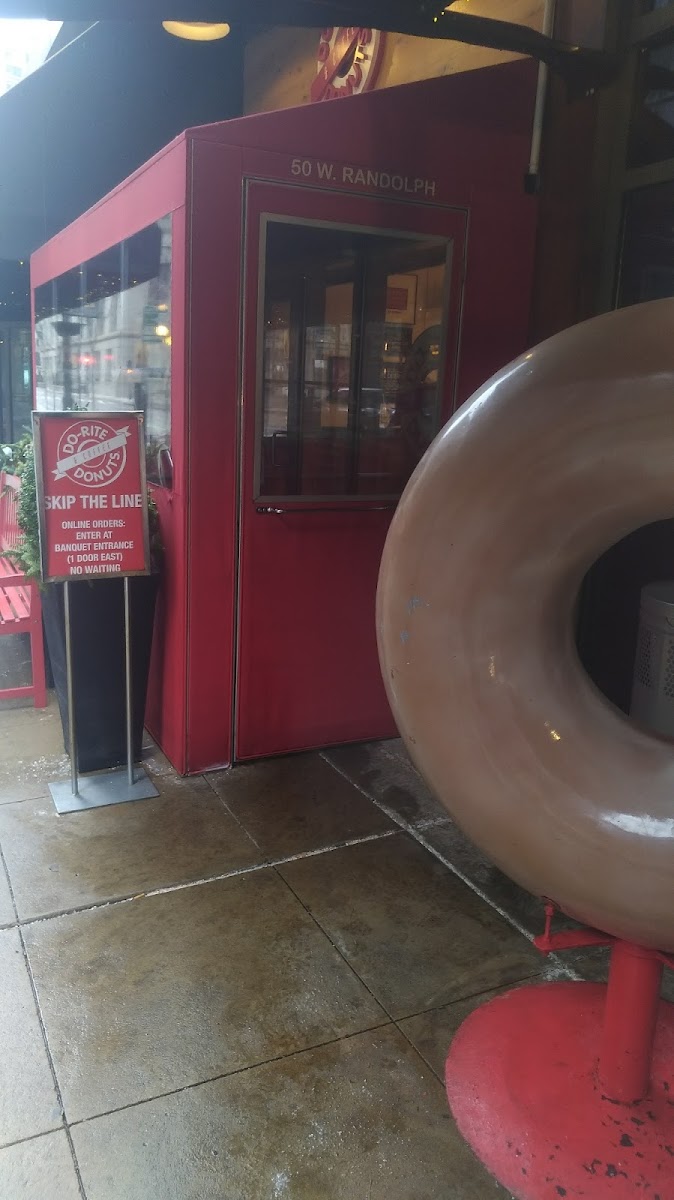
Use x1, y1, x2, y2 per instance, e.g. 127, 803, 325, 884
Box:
377, 299, 674, 949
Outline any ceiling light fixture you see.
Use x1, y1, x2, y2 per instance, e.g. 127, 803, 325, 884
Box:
162, 21, 230, 41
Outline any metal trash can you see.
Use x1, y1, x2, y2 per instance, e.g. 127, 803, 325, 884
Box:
630, 581, 674, 737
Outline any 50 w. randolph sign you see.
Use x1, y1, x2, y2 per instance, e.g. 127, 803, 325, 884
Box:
33, 411, 151, 583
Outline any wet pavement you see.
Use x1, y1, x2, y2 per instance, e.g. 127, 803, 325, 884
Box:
0, 697, 620, 1199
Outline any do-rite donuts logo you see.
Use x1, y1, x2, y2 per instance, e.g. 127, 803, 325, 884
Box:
53, 421, 129, 489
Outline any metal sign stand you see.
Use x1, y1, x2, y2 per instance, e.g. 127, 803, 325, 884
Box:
49, 578, 159, 814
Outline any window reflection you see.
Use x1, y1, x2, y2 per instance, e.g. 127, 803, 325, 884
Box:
629, 39, 674, 168
0, 324, 32, 443
34, 217, 172, 486
259, 221, 449, 498
617, 181, 674, 306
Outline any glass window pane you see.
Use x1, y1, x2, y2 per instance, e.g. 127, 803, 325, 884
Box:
258, 220, 449, 499
34, 216, 173, 487
629, 40, 674, 168
301, 275, 354, 494
357, 248, 447, 496
0, 324, 32, 444
0, 259, 32, 443
617, 181, 674, 306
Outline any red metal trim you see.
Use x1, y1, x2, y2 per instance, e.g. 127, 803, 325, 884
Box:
535, 927, 615, 951
0, 474, 47, 709
29, 587, 47, 709
600, 941, 665, 1104
182, 140, 243, 772
534, 899, 615, 953
144, 204, 190, 774
535, 903, 674, 1104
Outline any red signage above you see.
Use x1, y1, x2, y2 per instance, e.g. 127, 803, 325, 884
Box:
33, 411, 150, 583
310, 28, 385, 103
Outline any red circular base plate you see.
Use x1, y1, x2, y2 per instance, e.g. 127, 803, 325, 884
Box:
445, 983, 674, 1200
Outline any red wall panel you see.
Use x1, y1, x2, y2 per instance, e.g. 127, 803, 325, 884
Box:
183, 141, 243, 772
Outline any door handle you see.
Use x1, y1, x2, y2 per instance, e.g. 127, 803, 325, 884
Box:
255, 503, 395, 514
157, 447, 174, 490
271, 431, 287, 468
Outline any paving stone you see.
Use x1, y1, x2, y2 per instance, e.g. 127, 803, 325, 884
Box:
208, 753, 394, 859
324, 739, 447, 825
0, 928, 62, 1146
72, 1024, 512, 1199
0, 699, 68, 804
399, 982, 537, 1081
0, 1131, 81, 1200
280, 833, 541, 1019
0, 773, 262, 919
0, 859, 15, 927
24, 870, 385, 1122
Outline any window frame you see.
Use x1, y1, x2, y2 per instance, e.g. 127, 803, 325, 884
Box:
33, 213, 174, 490
596, 0, 674, 309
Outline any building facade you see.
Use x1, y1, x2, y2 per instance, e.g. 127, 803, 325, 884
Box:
22, 1, 674, 761
0, 20, 60, 96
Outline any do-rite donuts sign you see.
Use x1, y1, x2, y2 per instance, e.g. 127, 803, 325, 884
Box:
33, 411, 150, 583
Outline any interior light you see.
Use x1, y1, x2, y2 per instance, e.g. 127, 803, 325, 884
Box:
155, 324, 170, 339
162, 21, 230, 41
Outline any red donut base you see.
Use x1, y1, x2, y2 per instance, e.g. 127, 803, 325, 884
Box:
446, 981, 674, 1200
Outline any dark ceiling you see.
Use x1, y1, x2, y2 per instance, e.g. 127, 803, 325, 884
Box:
2, 0, 461, 18
0, 19, 243, 264
0, 0, 616, 272
0, 2, 615, 78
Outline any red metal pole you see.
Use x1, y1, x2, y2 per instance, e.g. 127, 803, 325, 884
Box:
599, 940, 663, 1103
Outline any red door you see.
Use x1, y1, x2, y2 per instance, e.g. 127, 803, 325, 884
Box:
235, 180, 466, 760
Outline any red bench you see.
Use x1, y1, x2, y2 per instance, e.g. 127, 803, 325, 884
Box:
0, 471, 47, 707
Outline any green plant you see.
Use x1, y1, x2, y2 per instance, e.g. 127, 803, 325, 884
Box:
0, 434, 29, 475
6, 435, 41, 581
2, 435, 164, 582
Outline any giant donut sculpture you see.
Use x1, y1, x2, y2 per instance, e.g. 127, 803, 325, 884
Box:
377, 299, 674, 952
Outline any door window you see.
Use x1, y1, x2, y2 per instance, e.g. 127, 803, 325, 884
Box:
258, 219, 450, 498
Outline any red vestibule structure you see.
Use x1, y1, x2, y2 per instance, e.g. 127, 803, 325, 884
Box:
31, 59, 538, 774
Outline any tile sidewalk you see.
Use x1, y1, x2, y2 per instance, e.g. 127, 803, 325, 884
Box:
0, 698, 602, 1199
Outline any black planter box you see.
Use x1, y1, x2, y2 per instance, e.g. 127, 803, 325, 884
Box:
42, 575, 159, 774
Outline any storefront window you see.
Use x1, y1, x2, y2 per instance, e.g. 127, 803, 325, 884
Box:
258, 220, 449, 498
0, 324, 32, 443
617, 180, 674, 305
34, 216, 172, 486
